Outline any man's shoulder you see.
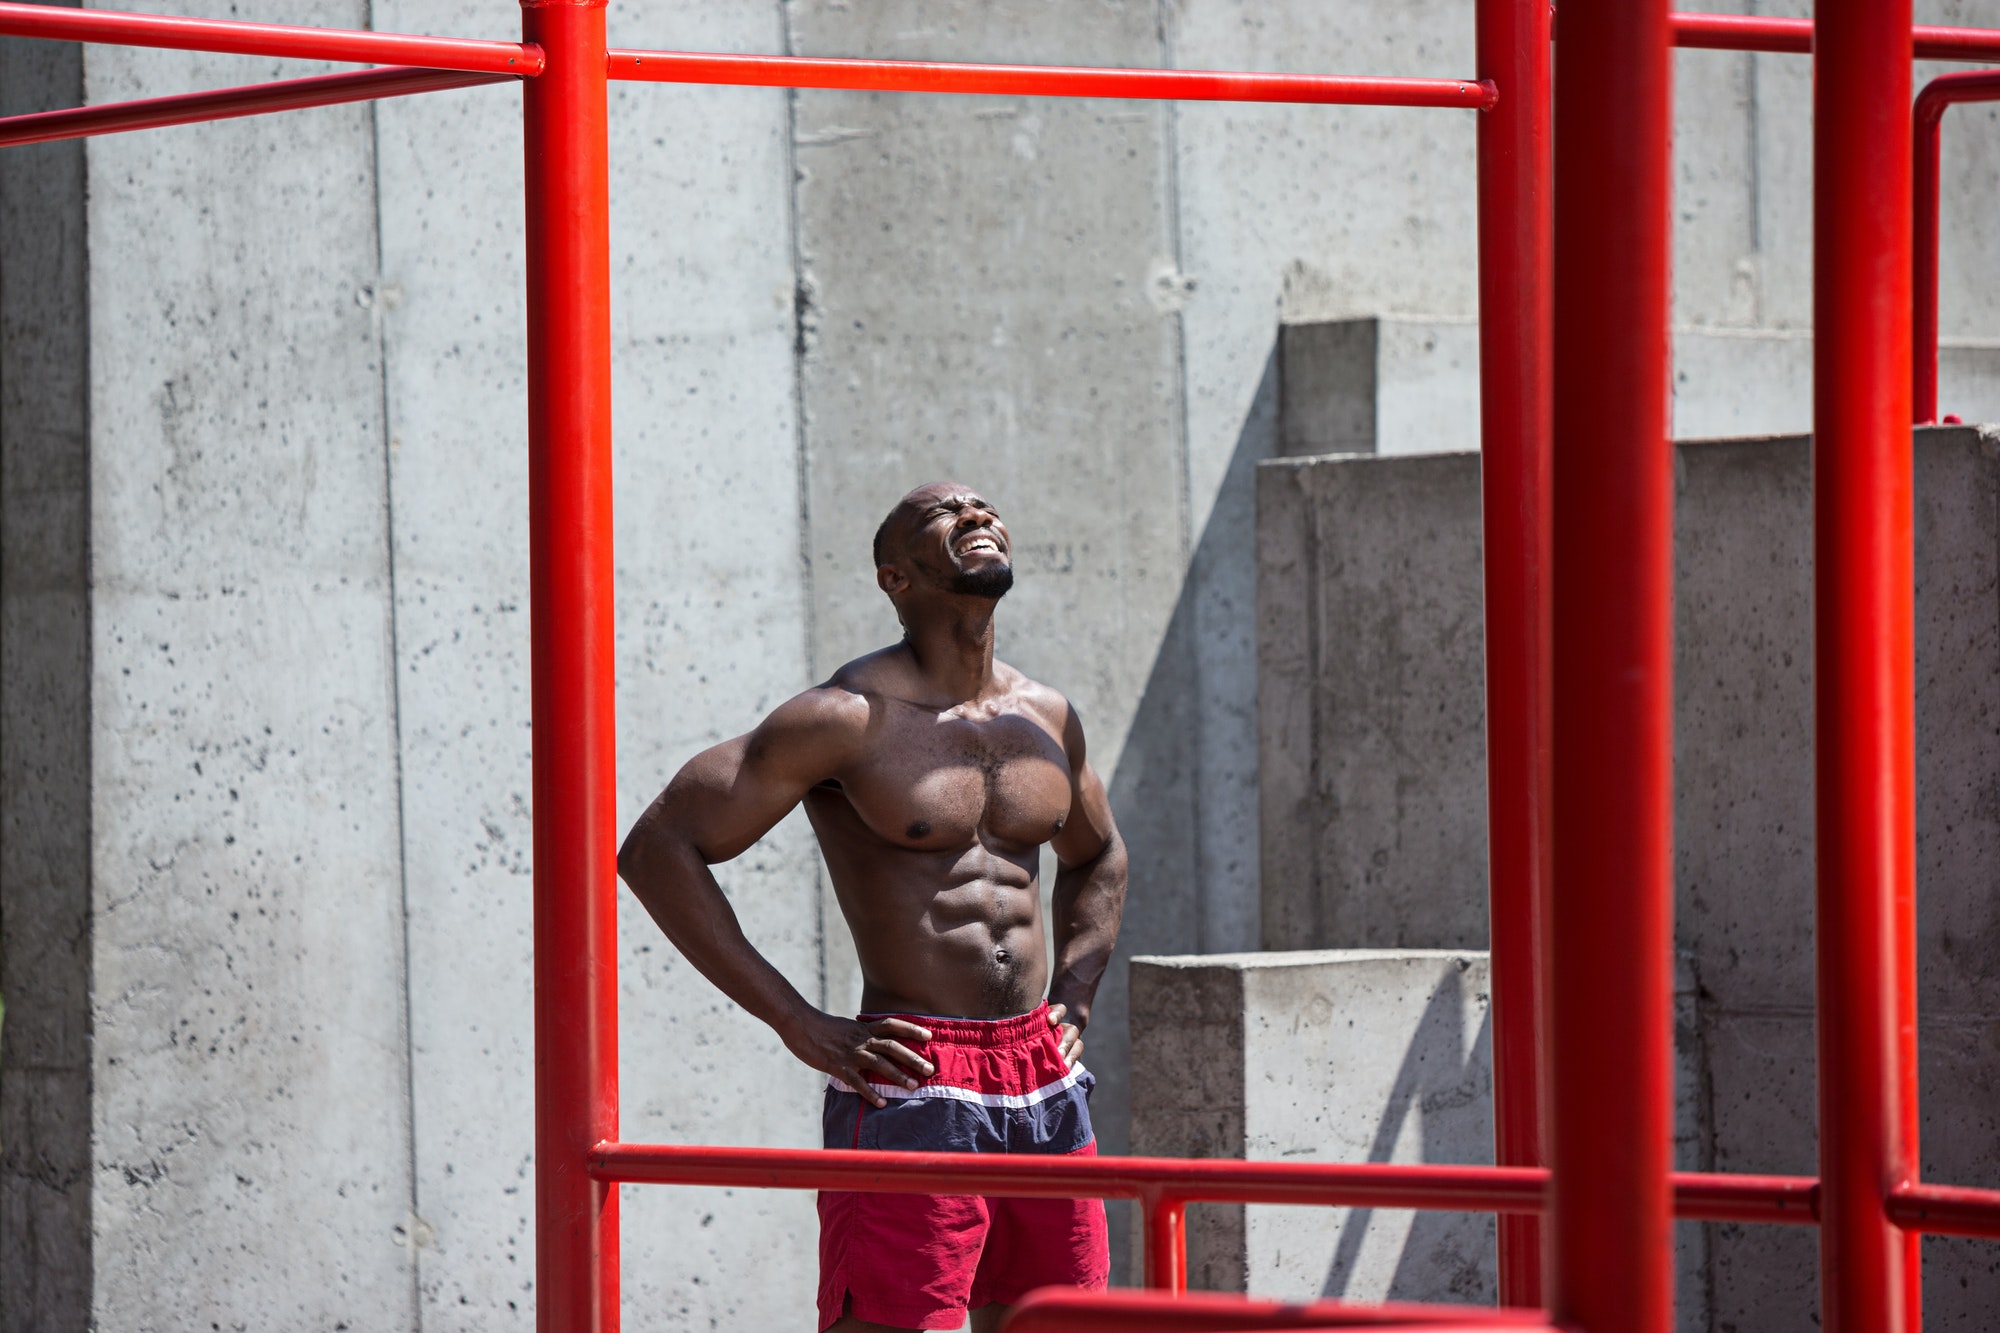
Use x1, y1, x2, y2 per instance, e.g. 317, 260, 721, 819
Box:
751, 678, 873, 751
822, 643, 914, 702
994, 661, 1076, 730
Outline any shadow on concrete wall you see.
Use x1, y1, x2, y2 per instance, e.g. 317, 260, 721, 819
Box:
1095, 342, 1277, 1280
1320, 965, 1497, 1304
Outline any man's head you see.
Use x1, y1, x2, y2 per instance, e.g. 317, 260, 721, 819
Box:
873, 481, 1014, 611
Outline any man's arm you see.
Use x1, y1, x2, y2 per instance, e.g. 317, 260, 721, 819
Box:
617, 690, 934, 1107
1043, 703, 1128, 1067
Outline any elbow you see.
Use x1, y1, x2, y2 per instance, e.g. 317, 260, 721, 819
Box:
617, 813, 666, 890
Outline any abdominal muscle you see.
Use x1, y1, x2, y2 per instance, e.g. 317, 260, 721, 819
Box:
810, 800, 1050, 1019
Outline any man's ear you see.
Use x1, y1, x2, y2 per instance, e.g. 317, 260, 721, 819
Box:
876, 563, 909, 596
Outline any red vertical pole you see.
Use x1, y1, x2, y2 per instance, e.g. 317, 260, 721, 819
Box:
521, 3, 618, 1331
1813, 3, 1922, 1331
1548, 0, 1675, 1329
1141, 1194, 1188, 1294
1474, 0, 1554, 1307
1912, 97, 1942, 425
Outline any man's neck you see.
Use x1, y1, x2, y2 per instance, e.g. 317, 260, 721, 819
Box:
902, 598, 998, 705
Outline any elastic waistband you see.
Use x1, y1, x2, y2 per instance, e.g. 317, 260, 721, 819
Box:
856, 1000, 1052, 1047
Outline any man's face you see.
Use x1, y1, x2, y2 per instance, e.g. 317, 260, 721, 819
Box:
895, 484, 1014, 599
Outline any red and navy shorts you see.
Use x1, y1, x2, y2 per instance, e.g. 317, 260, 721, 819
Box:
816, 1002, 1110, 1330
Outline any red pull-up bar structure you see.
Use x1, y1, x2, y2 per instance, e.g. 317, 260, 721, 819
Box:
4, 3, 2000, 1331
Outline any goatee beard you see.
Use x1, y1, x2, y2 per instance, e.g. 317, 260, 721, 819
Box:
950, 565, 1014, 599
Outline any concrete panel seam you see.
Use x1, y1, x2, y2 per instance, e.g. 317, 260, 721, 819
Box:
1157, 0, 1201, 949
361, 37, 424, 1327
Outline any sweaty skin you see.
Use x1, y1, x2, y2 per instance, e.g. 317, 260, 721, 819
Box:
618, 485, 1128, 1331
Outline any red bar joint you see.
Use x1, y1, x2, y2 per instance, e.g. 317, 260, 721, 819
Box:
1911, 70, 2000, 423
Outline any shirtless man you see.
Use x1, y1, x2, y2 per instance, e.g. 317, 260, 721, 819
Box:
617, 482, 1128, 1332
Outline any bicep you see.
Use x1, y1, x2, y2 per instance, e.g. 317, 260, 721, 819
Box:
1050, 706, 1119, 868
628, 695, 856, 866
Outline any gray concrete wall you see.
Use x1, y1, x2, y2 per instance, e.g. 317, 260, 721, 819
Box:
82, 7, 417, 1329
1256, 429, 2000, 1328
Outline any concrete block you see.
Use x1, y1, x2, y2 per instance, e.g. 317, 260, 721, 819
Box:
1277, 319, 1481, 459
1275, 315, 2000, 454
1256, 451, 1489, 953
1131, 951, 1495, 1302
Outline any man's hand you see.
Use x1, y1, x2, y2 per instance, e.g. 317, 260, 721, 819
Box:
783, 1010, 935, 1109
1047, 1002, 1084, 1068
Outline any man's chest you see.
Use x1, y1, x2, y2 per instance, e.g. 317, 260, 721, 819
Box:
838, 711, 1073, 850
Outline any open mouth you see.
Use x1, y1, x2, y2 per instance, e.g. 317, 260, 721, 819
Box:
955, 532, 1004, 557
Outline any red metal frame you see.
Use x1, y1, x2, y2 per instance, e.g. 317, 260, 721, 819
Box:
0, 66, 511, 149
6, 5, 2000, 1332
607, 49, 1493, 107
1548, 5, 1676, 1331
519, 5, 619, 1330
0, 0, 539, 73
1668, 11, 2000, 62
1814, 5, 1922, 1330
1912, 70, 2000, 424
1000, 1290, 1566, 1333
1473, 0, 1554, 1307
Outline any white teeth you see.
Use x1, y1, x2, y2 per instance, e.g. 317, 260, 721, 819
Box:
960, 537, 998, 554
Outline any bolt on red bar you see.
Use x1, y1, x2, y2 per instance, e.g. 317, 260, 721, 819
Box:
1912, 70, 2000, 424
0, 66, 512, 151
1814, 5, 1924, 1329
1549, 0, 1676, 1330
607, 49, 1495, 108
1473, 0, 1554, 1309
520, 2, 618, 1331
1668, 11, 2000, 61
0, 0, 541, 75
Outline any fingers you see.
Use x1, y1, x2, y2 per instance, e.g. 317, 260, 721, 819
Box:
843, 1064, 890, 1109
1058, 1024, 1083, 1067
1046, 1003, 1067, 1028
869, 1038, 935, 1082
870, 1017, 933, 1045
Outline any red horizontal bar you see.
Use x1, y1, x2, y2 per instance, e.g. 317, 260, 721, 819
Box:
0, 1, 540, 77
1668, 11, 2000, 61
1001, 1290, 1562, 1333
1673, 1170, 1820, 1225
590, 1142, 1543, 1211
1887, 1182, 2000, 1239
0, 66, 510, 151
606, 49, 1497, 109
588, 1142, 1822, 1227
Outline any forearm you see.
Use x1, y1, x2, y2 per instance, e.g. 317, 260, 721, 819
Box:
618, 824, 816, 1041
1046, 831, 1127, 1030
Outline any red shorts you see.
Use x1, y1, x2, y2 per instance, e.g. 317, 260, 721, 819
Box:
816, 1003, 1110, 1330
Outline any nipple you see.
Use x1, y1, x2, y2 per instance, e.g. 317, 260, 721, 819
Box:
906, 820, 932, 840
